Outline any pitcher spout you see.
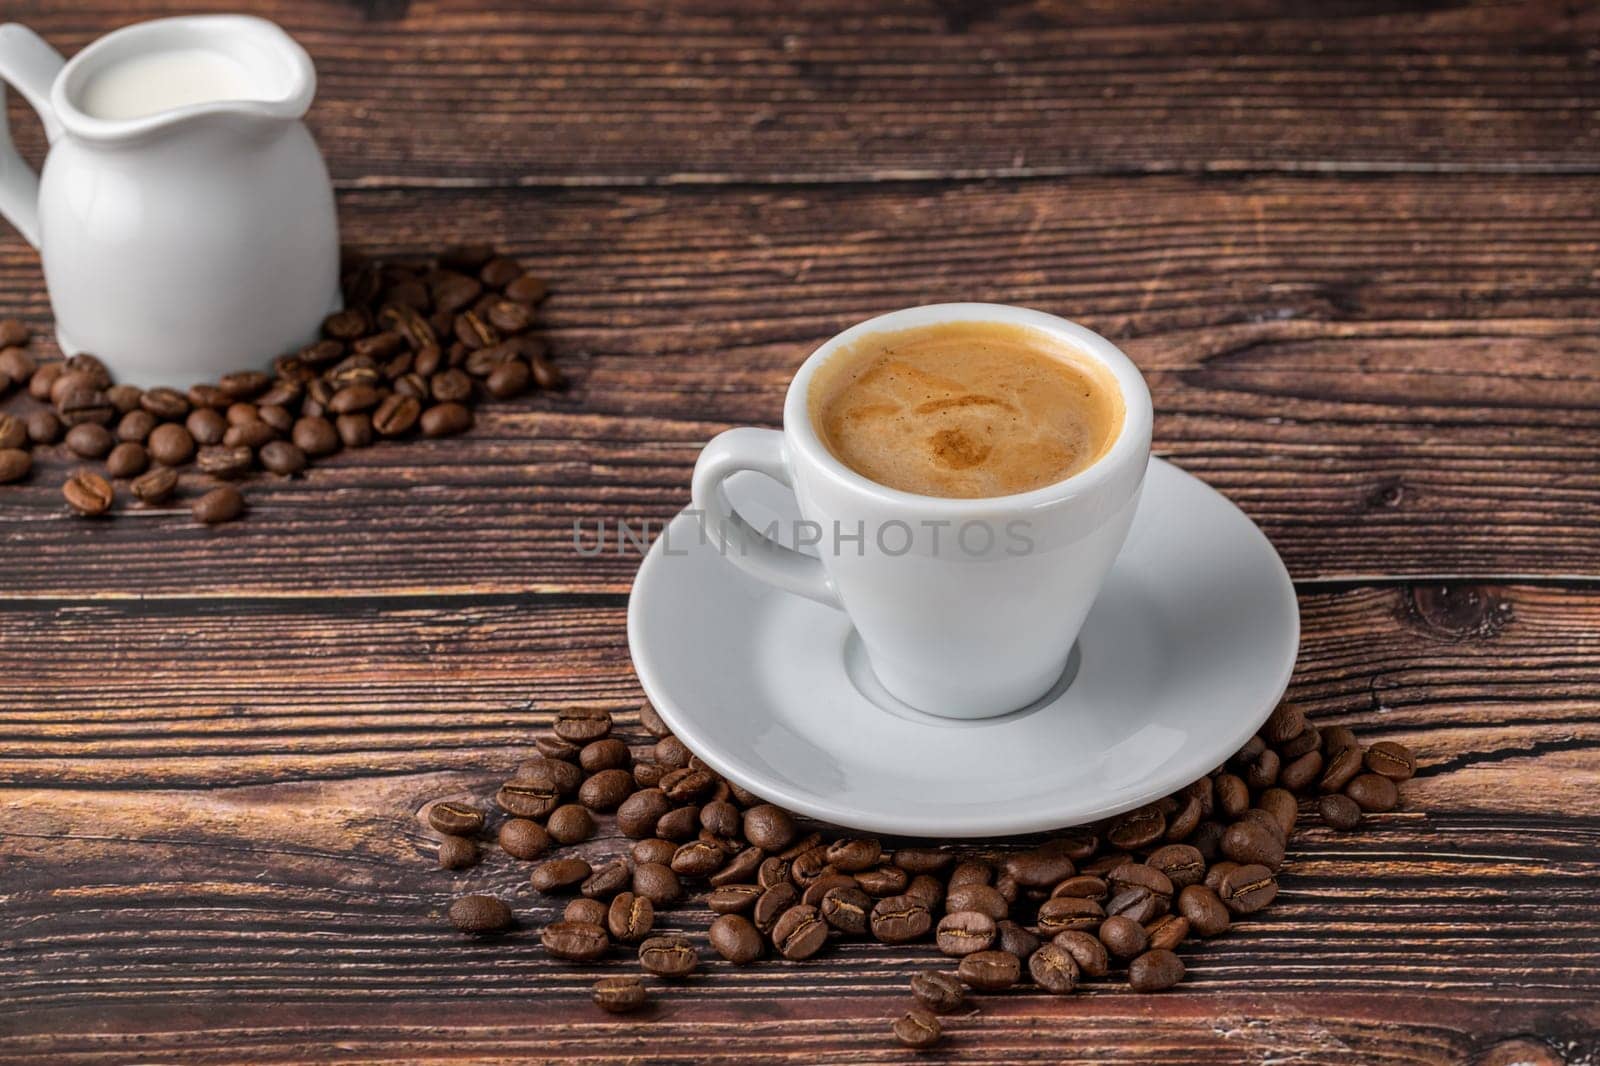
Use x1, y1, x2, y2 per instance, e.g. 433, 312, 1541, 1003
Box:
50, 15, 314, 143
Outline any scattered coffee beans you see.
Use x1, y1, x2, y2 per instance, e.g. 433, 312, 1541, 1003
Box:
419, 700, 1414, 1054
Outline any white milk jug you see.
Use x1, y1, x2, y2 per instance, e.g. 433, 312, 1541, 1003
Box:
0, 15, 339, 387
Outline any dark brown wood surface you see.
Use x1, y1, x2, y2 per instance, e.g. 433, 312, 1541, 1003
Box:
2, 2, 1598, 1064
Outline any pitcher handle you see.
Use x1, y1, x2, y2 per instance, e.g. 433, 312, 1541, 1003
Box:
0, 24, 66, 248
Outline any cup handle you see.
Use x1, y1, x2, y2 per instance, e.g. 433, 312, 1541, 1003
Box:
690, 427, 842, 609
0, 24, 65, 248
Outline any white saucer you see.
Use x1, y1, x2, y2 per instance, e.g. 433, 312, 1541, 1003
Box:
627, 457, 1299, 837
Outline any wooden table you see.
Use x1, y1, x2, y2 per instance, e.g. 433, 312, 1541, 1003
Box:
3, 2, 1598, 1062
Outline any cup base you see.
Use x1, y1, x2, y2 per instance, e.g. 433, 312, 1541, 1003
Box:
844, 631, 1081, 724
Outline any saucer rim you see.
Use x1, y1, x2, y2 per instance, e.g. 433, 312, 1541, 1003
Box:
627, 456, 1299, 837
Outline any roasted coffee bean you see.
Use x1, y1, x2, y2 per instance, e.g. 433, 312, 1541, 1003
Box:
1107, 804, 1166, 850
1036, 896, 1104, 935
454, 310, 499, 350
1129, 948, 1185, 992
421, 401, 473, 437
63, 469, 113, 515
579, 769, 636, 812
617, 789, 673, 839
1320, 745, 1365, 793
323, 308, 371, 341
1280, 725, 1322, 759
64, 422, 112, 459
554, 706, 611, 742
59, 387, 115, 427
699, 799, 740, 838
187, 382, 231, 408
1241, 806, 1287, 844
1145, 845, 1206, 889
0, 346, 33, 383
1049, 930, 1108, 978
104, 383, 141, 415
27, 409, 61, 445
29, 361, 62, 400
0, 448, 31, 484
892, 1008, 942, 1050
671, 839, 726, 878
464, 341, 518, 377
1279, 749, 1324, 792
639, 934, 698, 977
985, 922, 1032, 961
542, 920, 609, 961
1244, 747, 1281, 791
1107, 863, 1174, 903
531, 858, 591, 894
959, 949, 1020, 991
242, 441, 294, 478
1106, 887, 1164, 924
754, 882, 799, 933
652, 735, 690, 769
1323, 725, 1360, 756
547, 804, 595, 845
871, 894, 932, 943
709, 913, 763, 964
1365, 741, 1417, 781
581, 860, 631, 899
1098, 914, 1149, 959
1346, 772, 1400, 812
592, 975, 647, 1014
1145, 914, 1190, 951
1204, 861, 1239, 892
480, 256, 524, 288
945, 883, 1008, 921
130, 466, 178, 504
1319, 793, 1362, 830
428, 801, 484, 835
531, 734, 579, 762
449, 894, 512, 934
139, 387, 189, 420
505, 274, 548, 304
1255, 790, 1297, 840
788, 846, 831, 887
819, 885, 872, 934
1083, 852, 1135, 878
801, 873, 857, 909
758, 856, 792, 889
438, 834, 478, 870
336, 412, 372, 448
824, 837, 882, 873
1233, 735, 1267, 765
778, 832, 824, 861
995, 872, 1020, 905
633, 762, 666, 789
607, 892, 655, 943
485, 298, 534, 334
327, 383, 379, 415
893, 848, 953, 875
936, 911, 996, 956
261, 404, 294, 433
579, 738, 631, 774
372, 392, 421, 436
636, 699, 671, 738
1218, 863, 1278, 914
498, 818, 550, 860
632, 838, 677, 867
771, 904, 828, 960
709, 883, 763, 915
485, 358, 531, 398
140, 425, 192, 468
1222, 819, 1285, 870
655, 805, 700, 841
1027, 943, 1080, 997
743, 804, 796, 850
223, 419, 276, 449
181, 407, 225, 445
1215, 773, 1251, 818
1167, 793, 1204, 841
1052, 874, 1109, 900
632, 862, 683, 905
911, 969, 965, 1014
497, 781, 559, 819
520, 756, 583, 795
661, 767, 715, 804
948, 860, 993, 888
1263, 703, 1307, 746
431, 366, 474, 402
196, 445, 252, 480
0, 413, 23, 449
855, 865, 909, 897
710, 845, 764, 883
1005, 848, 1076, 889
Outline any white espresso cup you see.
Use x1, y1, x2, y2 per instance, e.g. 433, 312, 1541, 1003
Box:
691, 303, 1153, 719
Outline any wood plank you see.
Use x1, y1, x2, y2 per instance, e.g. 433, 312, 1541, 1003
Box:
4, 581, 1598, 1060
1, 1, 1597, 185
1, 176, 1598, 594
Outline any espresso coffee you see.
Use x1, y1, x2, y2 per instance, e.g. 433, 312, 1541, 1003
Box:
809, 321, 1123, 498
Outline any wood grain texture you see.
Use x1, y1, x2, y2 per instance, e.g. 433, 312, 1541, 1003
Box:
2, 175, 1598, 594
5, 0, 1599, 184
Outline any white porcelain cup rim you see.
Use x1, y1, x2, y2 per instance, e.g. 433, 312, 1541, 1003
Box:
784, 303, 1154, 514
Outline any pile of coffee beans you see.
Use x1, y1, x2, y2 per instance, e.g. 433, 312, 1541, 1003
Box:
0, 244, 560, 523
427, 699, 1415, 1050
